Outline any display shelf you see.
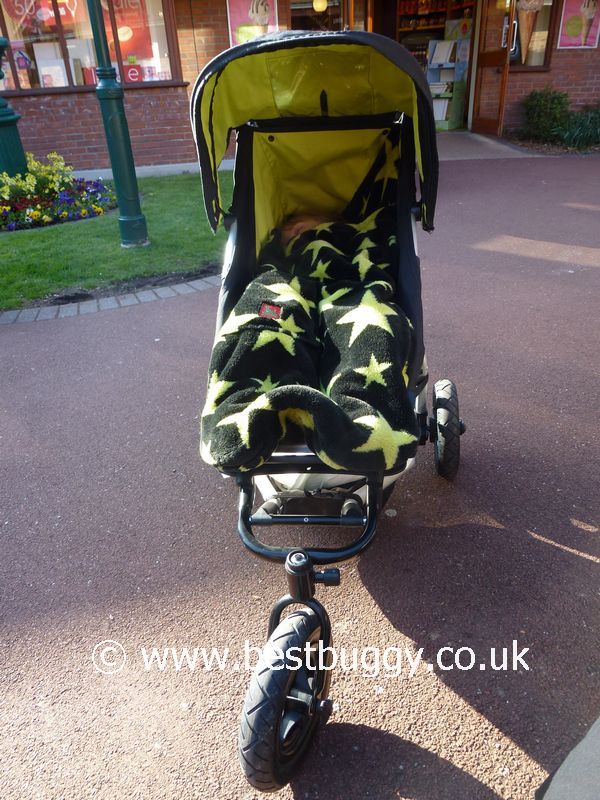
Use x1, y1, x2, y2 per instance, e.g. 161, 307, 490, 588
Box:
425, 19, 472, 130
398, 24, 446, 31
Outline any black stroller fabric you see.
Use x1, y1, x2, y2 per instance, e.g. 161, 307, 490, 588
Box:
200, 203, 419, 473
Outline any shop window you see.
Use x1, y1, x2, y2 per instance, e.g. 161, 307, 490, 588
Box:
291, 1, 343, 30
510, 0, 558, 68
0, 0, 179, 91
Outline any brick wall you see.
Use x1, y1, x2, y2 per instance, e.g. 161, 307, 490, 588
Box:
11, 86, 198, 170
504, 45, 600, 129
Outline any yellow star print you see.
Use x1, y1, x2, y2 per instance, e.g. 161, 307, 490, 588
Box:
199, 438, 216, 465
350, 208, 381, 236
319, 286, 351, 313
375, 144, 399, 187
278, 314, 304, 336
202, 370, 235, 417
354, 354, 392, 388
215, 310, 257, 344
253, 330, 295, 355
264, 277, 315, 317
253, 374, 280, 393
313, 220, 334, 234
217, 394, 272, 448
322, 372, 341, 396
302, 239, 345, 266
353, 414, 417, 469
336, 289, 396, 346
278, 408, 315, 433
359, 236, 376, 250
353, 249, 376, 282
365, 279, 393, 292
253, 314, 304, 355
317, 450, 345, 470
310, 260, 331, 281
402, 360, 410, 388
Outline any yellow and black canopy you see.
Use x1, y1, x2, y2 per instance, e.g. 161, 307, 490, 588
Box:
190, 30, 439, 235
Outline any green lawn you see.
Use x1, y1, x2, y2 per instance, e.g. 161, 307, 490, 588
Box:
0, 172, 232, 309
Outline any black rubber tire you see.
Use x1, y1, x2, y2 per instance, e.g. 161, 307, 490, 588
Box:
239, 609, 332, 792
433, 379, 461, 480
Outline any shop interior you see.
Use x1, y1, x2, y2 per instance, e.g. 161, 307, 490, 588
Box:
291, 0, 477, 129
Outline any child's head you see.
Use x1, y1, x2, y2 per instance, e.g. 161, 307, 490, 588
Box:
280, 213, 337, 246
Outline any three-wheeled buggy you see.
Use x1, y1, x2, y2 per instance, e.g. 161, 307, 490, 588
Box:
191, 29, 465, 791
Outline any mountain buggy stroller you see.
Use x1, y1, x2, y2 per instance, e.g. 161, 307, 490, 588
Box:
191, 29, 465, 791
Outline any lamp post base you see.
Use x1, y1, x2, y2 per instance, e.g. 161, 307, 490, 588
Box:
0, 38, 27, 177
119, 214, 150, 247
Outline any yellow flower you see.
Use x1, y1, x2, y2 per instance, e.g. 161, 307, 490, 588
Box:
30, 210, 41, 220
42, 214, 52, 223
60, 211, 68, 219
80, 209, 88, 217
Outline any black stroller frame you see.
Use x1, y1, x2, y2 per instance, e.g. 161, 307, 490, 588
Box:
191, 30, 464, 791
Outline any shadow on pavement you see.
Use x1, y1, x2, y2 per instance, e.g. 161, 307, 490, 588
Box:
358, 444, 600, 774
291, 723, 502, 799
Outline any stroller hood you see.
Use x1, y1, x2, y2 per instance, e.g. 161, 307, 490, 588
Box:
190, 30, 439, 233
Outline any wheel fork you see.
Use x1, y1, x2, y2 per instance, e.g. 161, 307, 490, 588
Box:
267, 550, 338, 721
267, 550, 339, 641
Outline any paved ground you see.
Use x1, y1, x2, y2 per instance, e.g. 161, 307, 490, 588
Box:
74, 132, 533, 181
2, 154, 599, 800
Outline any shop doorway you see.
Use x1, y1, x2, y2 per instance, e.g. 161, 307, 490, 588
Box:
291, 1, 344, 30
471, 0, 516, 134
290, 1, 368, 30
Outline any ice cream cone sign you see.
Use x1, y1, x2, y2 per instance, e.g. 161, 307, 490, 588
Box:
249, 0, 270, 30
580, 0, 598, 44
517, 0, 544, 63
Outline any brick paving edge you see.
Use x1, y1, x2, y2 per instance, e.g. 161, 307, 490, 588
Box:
0, 278, 220, 325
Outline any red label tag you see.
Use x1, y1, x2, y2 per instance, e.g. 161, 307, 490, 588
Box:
259, 303, 282, 319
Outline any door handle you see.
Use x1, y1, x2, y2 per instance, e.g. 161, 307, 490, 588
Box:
511, 19, 518, 51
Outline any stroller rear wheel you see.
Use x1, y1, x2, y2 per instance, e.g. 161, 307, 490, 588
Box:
239, 608, 332, 791
432, 379, 461, 480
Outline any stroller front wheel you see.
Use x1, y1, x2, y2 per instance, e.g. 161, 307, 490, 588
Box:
239, 608, 332, 791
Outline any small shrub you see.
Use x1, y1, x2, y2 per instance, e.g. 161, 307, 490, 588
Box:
554, 107, 600, 149
0, 152, 116, 232
523, 87, 570, 142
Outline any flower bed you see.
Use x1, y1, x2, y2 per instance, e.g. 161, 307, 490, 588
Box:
0, 152, 116, 232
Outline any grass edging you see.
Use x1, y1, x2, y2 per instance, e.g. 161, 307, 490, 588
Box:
0, 172, 231, 310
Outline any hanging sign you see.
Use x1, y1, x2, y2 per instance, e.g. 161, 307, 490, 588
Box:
226, 0, 278, 47
558, 0, 599, 48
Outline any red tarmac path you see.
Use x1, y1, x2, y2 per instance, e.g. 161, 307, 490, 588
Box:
1, 155, 599, 799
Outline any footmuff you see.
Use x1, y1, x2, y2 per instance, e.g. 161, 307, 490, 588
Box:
200, 203, 419, 473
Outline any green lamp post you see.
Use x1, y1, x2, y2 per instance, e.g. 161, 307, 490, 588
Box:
0, 37, 27, 177
86, 0, 148, 246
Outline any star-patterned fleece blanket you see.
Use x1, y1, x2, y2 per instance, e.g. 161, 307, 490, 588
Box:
200, 204, 419, 473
